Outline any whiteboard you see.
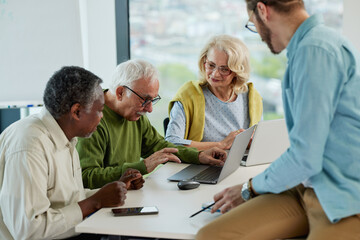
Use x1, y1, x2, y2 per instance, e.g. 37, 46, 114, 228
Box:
0, 0, 84, 103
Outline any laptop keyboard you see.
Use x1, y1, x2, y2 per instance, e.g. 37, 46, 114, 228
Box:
191, 166, 221, 181
240, 155, 248, 166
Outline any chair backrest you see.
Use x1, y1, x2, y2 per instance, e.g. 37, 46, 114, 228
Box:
163, 117, 170, 136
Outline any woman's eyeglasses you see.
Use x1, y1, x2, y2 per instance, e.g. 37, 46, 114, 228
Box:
204, 61, 232, 76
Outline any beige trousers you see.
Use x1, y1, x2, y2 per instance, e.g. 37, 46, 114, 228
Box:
196, 185, 360, 240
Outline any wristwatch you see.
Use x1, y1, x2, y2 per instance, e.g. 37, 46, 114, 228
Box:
241, 179, 254, 201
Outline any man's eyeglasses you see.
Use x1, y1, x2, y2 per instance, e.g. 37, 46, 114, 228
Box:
123, 86, 161, 107
245, 11, 257, 33
204, 61, 232, 76
245, 0, 267, 33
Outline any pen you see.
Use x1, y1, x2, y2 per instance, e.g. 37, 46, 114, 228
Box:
189, 202, 216, 218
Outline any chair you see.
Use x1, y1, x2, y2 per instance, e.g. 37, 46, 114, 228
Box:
163, 117, 169, 136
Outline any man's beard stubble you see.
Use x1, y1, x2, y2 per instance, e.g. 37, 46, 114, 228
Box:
256, 16, 279, 55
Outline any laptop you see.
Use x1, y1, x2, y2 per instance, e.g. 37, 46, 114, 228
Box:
241, 119, 290, 167
167, 125, 255, 184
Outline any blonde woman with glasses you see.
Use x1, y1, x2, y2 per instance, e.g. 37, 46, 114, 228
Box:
166, 34, 263, 151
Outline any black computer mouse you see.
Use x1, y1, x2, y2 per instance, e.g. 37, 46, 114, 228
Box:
177, 180, 200, 190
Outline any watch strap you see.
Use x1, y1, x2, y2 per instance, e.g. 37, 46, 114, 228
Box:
248, 178, 255, 198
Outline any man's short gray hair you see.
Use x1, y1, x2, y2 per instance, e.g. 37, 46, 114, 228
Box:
43, 66, 103, 119
109, 59, 158, 95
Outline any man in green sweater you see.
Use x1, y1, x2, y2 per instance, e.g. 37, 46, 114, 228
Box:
77, 59, 227, 189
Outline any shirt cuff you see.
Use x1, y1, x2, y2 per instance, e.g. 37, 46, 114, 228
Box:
84, 189, 98, 198
122, 161, 148, 175
251, 173, 269, 195
165, 136, 192, 146
177, 147, 201, 164
61, 203, 83, 230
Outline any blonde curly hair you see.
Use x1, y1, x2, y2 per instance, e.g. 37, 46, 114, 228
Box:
198, 34, 250, 94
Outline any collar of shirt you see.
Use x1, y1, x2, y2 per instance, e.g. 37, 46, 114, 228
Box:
286, 14, 324, 60
104, 104, 124, 121
39, 107, 78, 150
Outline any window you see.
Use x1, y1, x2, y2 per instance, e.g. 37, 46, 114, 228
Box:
129, 0, 343, 134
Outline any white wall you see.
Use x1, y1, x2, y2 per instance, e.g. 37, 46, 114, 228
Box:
79, 0, 117, 89
343, 0, 360, 51
0, 0, 117, 105
0, 0, 84, 104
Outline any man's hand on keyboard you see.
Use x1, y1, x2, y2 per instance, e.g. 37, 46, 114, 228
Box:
199, 147, 227, 166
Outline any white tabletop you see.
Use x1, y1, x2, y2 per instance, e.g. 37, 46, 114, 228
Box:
76, 162, 269, 239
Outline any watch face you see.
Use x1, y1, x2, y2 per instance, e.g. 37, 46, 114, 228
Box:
241, 182, 251, 201
242, 189, 250, 201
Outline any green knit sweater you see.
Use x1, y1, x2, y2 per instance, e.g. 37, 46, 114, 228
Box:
77, 104, 200, 189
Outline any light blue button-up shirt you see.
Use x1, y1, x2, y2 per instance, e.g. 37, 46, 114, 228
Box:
252, 15, 360, 223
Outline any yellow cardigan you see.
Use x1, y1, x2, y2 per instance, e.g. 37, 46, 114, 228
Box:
168, 81, 263, 142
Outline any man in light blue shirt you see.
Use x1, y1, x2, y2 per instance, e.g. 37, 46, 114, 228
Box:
197, 1, 360, 239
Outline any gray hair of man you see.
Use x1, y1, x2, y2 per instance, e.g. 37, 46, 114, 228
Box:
43, 66, 103, 119
109, 59, 158, 96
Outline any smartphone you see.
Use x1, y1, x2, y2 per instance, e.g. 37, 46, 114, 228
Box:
112, 206, 159, 216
